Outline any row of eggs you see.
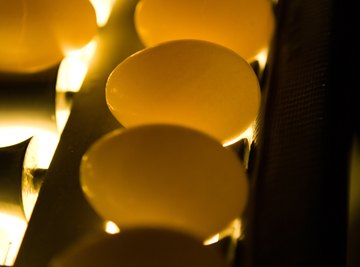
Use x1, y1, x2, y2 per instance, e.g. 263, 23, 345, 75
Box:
1, 0, 275, 266
0, 0, 274, 73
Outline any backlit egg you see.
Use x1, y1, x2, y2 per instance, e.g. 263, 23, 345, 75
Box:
106, 39, 261, 146
80, 124, 249, 240
0, 0, 97, 73
135, 0, 275, 61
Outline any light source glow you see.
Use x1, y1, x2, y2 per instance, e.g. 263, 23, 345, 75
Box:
90, 0, 117, 27
56, 40, 97, 93
21, 129, 60, 221
55, 0, 114, 132
255, 48, 269, 74
203, 233, 220, 245
56, 103, 72, 134
104, 221, 121, 234
0, 213, 27, 266
21, 129, 60, 170
0, 127, 33, 148
223, 123, 255, 147
0, 126, 59, 155
203, 219, 242, 245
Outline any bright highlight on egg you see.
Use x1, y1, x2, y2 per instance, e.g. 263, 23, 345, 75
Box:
134, 0, 275, 61
80, 124, 249, 240
50, 228, 228, 267
0, 0, 97, 73
106, 39, 261, 145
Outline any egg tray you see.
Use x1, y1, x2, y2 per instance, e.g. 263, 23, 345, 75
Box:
0, 0, 356, 266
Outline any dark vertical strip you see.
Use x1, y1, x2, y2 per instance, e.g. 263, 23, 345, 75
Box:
243, 0, 353, 266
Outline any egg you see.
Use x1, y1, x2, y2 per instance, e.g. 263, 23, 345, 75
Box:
0, 0, 97, 73
134, 0, 275, 61
106, 39, 261, 146
50, 228, 228, 267
80, 124, 249, 240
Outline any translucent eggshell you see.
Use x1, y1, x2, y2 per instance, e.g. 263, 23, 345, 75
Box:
135, 0, 275, 61
50, 228, 228, 267
40, 0, 98, 51
80, 124, 249, 239
106, 39, 261, 145
0, 0, 97, 73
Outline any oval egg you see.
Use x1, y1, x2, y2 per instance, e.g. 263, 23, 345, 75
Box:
106, 39, 261, 145
80, 124, 249, 240
0, 0, 97, 73
135, 0, 275, 61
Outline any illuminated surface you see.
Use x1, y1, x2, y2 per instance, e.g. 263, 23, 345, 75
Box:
0, 75, 60, 265
0, 126, 33, 148
0, 213, 27, 266
204, 219, 242, 245
90, 0, 117, 27
55, 0, 118, 129
50, 228, 228, 267
0, 126, 58, 155
55, 40, 97, 132
0, 125, 59, 222
0, 0, 97, 73
56, 41, 97, 93
0, 1, 115, 264
106, 39, 261, 145
104, 221, 120, 235
135, 0, 275, 61
255, 48, 269, 76
22, 129, 60, 220
80, 124, 248, 240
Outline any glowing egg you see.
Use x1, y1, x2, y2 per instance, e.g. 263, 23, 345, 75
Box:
50, 229, 228, 267
41, 0, 97, 51
80, 124, 248, 240
0, 0, 97, 73
134, 0, 275, 61
106, 39, 261, 145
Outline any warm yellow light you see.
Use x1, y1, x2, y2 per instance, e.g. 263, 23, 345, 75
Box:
22, 174, 40, 222
0, 213, 27, 266
0, 125, 60, 222
56, 104, 72, 134
0, 125, 59, 152
203, 219, 242, 245
106, 39, 261, 145
134, 0, 275, 61
90, 0, 117, 27
55, 38, 97, 134
203, 233, 220, 245
255, 48, 269, 73
0, 121, 61, 264
0, 0, 97, 73
80, 125, 249, 240
23, 130, 60, 170
0, 127, 32, 148
104, 221, 120, 234
223, 122, 255, 147
56, 40, 97, 93
222, 218, 242, 241
21, 129, 60, 220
